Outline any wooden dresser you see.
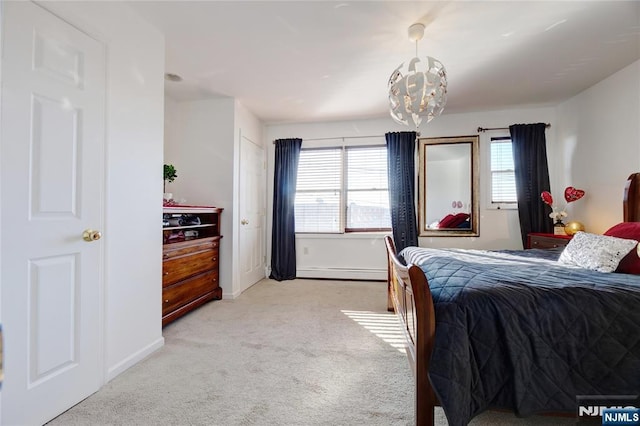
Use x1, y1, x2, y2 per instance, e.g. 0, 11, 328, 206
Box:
527, 232, 572, 249
162, 206, 223, 326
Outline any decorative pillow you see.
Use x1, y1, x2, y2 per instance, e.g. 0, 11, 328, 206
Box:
558, 231, 638, 273
448, 213, 470, 228
437, 214, 456, 228
603, 222, 640, 274
438, 213, 470, 228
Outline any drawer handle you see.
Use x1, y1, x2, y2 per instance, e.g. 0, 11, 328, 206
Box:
163, 254, 169, 259
212, 257, 217, 261
164, 299, 169, 303
213, 278, 217, 282
164, 271, 169, 276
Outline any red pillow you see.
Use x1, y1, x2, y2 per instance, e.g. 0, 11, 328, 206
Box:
449, 213, 470, 228
603, 222, 640, 274
437, 214, 456, 228
438, 213, 470, 229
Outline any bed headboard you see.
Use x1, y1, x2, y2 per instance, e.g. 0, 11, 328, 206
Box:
623, 173, 640, 222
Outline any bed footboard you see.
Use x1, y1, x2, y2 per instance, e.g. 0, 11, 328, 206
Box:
384, 236, 439, 426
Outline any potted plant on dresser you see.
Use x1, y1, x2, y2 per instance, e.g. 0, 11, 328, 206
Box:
163, 164, 177, 202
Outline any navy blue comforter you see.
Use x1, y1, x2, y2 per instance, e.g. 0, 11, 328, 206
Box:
399, 247, 640, 426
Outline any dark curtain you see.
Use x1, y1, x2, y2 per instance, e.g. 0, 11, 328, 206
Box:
386, 131, 418, 252
510, 123, 552, 247
270, 138, 302, 281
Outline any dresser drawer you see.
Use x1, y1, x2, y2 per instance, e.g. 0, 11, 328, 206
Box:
163, 237, 220, 260
162, 270, 219, 316
162, 249, 219, 287
529, 234, 571, 249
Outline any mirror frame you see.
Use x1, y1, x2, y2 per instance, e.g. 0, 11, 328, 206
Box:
418, 135, 480, 237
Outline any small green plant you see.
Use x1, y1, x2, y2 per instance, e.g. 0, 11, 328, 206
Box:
164, 164, 177, 192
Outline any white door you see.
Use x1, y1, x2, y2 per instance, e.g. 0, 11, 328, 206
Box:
239, 133, 266, 292
1, 2, 105, 424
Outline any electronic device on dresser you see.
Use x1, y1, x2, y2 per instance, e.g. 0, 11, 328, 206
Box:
162, 206, 223, 326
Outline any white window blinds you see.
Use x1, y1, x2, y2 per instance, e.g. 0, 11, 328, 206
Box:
490, 138, 517, 204
295, 148, 342, 233
295, 145, 391, 233
346, 146, 391, 231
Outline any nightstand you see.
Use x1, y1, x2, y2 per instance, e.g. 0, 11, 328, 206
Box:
527, 233, 572, 249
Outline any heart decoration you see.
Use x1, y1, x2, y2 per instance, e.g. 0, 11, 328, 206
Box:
541, 191, 553, 206
564, 186, 585, 203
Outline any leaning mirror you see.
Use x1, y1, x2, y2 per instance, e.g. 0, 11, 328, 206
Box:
418, 135, 479, 236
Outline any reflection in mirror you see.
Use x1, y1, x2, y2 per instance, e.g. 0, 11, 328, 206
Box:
418, 136, 479, 236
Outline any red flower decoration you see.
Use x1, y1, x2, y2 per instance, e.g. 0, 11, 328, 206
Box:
541, 191, 553, 206
564, 186, 585, 203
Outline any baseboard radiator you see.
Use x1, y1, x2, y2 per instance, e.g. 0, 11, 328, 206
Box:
296, 267, 386, 281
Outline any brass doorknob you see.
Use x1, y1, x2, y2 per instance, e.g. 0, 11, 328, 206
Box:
241, 219, 249, 225
83, 229, 102, 242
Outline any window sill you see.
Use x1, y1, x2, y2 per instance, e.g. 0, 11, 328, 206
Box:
486, 203, 518, 210
295, 232, 390, 240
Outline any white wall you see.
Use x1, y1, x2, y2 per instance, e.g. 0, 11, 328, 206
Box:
164, 97, 181, 194
164, 98, 236, 297
265, 60, 640, 281
556, 60, 640, 233
164, 98, 265, 298
266, 105, 557, 280
27, 1, 166, 381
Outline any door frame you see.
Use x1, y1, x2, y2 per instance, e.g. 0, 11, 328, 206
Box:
234, 128, 267, 296
240, 132, 267, 293
0, 1, 5, 417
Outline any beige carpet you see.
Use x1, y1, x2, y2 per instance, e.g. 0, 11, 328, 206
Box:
48, 278, 576, 426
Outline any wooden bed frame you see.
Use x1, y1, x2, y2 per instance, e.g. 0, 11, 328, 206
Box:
385, 172, 640, 426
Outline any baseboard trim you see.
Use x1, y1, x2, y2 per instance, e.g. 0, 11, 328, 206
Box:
223, 290, 241, 299
296, 267, 386, 281
106, 336, 165, 382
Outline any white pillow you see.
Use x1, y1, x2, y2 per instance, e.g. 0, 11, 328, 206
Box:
558, 231, 638, 273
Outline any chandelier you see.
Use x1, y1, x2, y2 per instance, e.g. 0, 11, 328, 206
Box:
388, 23, 448, 129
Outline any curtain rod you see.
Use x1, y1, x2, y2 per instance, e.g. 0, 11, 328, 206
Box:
272, 132, 421, 144
273, 135, 382, 144
477, 123, 551, 133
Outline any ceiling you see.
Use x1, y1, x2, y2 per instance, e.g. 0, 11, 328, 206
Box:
127, 1, 640, 125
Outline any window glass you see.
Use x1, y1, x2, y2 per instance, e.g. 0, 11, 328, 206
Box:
346, 146, 391, 231
295, 145, 391, 233
490, 138, 517, 204
295, 148, 342, 233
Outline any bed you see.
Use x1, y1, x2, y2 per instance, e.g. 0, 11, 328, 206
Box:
385, 173, 640, 426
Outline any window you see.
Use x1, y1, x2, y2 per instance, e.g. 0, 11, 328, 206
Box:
490, 137, 517, 205
345, 146, 391, 231
295, 148, 342, 233
295, 145, 391, 233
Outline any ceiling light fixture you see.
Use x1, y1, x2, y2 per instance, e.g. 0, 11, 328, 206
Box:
388, 23, 448, 130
